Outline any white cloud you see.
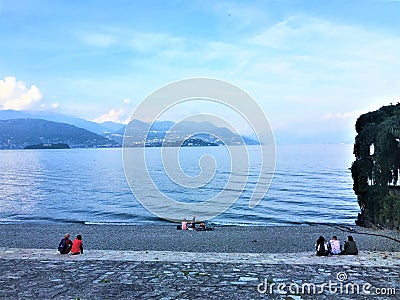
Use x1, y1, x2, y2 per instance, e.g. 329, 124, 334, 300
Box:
322, 101, 397, 120
123, 98, 131, 104
75, 19, 399, 129
250, 16, 400, 74
0, 76, 42, 110
93, 108, 126, 123
250, 16, 353, 50
238, 16, 400, 114
322, 110, 365, 120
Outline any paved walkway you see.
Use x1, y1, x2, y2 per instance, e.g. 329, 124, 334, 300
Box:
0, 248, 399, 299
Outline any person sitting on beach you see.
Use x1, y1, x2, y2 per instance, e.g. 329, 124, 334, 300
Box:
190, 215, 196, 230
181, 218, 188, 230
328, 236, 342, 255
58, 233, 73, 254
70, 234, 84, 255
196, 222, 214, 231
315, 236, 329, 256
197, 221, 206, 231
343, 236, 358, 255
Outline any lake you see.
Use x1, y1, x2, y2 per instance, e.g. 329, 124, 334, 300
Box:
0, 144, 359, 226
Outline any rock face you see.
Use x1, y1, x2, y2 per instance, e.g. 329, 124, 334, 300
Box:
351, 103, 400, 230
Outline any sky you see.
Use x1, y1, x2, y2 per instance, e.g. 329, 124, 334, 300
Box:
0, 0, 399, 143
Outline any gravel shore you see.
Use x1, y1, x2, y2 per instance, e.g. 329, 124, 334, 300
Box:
1, 223, 399, 253
1, 223, 399, 299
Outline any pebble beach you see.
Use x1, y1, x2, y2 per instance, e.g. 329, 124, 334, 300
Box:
0, 223, 399, 299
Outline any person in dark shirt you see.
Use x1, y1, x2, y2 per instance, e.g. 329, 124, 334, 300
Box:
58, 233, 73, 254
343, 236, 358, 255
197, 221, 206, 231
191, 215, 196, 230
315, 236, 329, 256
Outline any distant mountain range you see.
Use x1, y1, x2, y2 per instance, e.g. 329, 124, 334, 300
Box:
121, 119, 258, 147
0, 119, 117, 149
0, 110, 258, 149
0, 109, 123, 134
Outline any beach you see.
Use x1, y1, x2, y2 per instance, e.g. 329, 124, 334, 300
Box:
0, 223, 399, 299
0, 223, 400, 253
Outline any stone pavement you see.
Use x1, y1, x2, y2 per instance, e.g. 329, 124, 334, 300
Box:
0, 248, 399, 300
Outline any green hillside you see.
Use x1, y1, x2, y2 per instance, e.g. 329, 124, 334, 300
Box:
0, 118, 117, 149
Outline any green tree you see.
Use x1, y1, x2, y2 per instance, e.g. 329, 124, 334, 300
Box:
351, 104, 400, 229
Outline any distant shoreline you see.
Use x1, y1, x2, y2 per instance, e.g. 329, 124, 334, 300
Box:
24, 143, 70, 149
0, 220, 359, 227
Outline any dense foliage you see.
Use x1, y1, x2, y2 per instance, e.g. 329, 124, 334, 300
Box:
351, 104, 400, 228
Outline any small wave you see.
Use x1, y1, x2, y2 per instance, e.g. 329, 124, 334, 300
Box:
84, 221, 145, 226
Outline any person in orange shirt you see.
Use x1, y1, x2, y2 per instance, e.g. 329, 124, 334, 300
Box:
71, 234, 84, 255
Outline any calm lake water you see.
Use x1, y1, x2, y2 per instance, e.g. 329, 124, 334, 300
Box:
0, 144, 359, 226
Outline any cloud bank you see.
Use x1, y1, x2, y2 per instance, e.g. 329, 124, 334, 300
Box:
93, 108, 126, 123
0, 76, 42, 110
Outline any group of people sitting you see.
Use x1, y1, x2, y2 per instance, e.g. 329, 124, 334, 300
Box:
178, 216, 213, 231
58, 233, 84, 255
316, 235, 358, 256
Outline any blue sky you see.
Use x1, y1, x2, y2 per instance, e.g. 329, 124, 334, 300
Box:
0, 0, 399, 143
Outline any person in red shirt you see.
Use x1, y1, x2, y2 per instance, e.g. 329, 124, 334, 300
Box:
71, 234, 84, 255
